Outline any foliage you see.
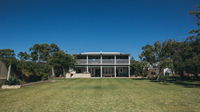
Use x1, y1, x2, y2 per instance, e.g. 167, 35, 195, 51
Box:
0, 43, 75, 83
130, 59, 148, 76
4, 77, 21, 85
16, 61, 51, 82
48, 51, 75, 76
29, 43, 60, 62
0, 49, 15, 58
18, 52, 30, 61
140, 7, 200, 80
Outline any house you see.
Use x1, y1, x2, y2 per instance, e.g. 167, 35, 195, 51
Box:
74, 52, 130, 77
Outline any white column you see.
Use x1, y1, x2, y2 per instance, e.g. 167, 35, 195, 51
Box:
114, 56, 117, 77
100, 54, 102, 64
128, 66, 130, 78
86, 55, 89, 73
114, 55, 116, 64
100, 66, 102, 78
86, 55, 88, 64
86, 66, 89, 73
114, 66, 116, 77
128, 55, 130, 78
100, 54, 103, 78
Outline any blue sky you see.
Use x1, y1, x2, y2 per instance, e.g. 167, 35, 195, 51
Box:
0, 0, 199, 60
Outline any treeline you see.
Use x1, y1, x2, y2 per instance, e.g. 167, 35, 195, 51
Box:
0, 44, 75, 83
131, 7, 200, 80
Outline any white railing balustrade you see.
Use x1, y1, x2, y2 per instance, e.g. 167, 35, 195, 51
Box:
102, 59, 114, 64
76, 59, 87, 65
88, 59, 101, 64
76, 59, 129, 65
116, 59, 129, 64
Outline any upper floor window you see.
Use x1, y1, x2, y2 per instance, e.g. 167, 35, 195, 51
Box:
88, 56, 100, 59
116, 55, 129, 59
76, 55, 86, 59
102, 56, 114, 59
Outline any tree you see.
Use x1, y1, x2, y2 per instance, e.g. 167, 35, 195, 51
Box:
0, 49, 16, 80
29, 43, 60, 62
49, 43, 60, 55
140, 44, 155, 65
187, 7, 200, 77
140, 41, 175, 80
48, 51, 75, 77
139, 6, 200, 80
0, 49, 15, 58
18, 52, 30, 61
130, 59, 148, 76
16, 61, 51, 82
189, 6, 200, 36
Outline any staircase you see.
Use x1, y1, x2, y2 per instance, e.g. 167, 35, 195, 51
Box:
66, 73, 91, 78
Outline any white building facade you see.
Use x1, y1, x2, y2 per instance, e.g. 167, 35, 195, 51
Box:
74, 52, 130, 77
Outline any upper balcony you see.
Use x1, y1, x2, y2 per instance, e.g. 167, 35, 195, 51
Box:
76, 59, 129, 65
75, 54, 130, 65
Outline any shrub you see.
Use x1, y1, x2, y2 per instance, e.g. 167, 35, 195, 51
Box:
4, 77, 21, 85
41, 73, 49, 80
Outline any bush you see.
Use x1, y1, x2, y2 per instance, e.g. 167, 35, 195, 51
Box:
4, 77, 21, 85
16, 61, 51, 82
158, 75, 169, 81
41, 73, 49, 80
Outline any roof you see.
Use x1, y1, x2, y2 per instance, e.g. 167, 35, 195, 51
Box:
77, 52, 130, 55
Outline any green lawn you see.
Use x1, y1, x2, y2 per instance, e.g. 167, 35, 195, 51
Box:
0, 79, 200, 112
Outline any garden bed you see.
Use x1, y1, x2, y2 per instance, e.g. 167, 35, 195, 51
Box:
1, 85, 21, 89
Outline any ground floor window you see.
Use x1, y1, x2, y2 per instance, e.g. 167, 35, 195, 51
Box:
116, 67, 128, 77
102, 67, 114, 77
75, 67, 86, 73
89, 67, 100, 77
74, 66, 129, 77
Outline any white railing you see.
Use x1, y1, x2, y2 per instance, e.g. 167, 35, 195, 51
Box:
88, 59, 101, 64
76, 59, 129, 65
116, 59, 129, 64
76, 59, 87, 65
102, 59, 114, 64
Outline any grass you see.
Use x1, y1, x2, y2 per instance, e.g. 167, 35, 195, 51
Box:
0, 78, 200, 112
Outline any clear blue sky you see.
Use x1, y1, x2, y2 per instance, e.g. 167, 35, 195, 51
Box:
0, 0, 199, 60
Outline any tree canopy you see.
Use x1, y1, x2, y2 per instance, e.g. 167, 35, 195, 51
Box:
139, 7, 200, 80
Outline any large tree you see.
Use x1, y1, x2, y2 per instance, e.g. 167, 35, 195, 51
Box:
0, 49, 15, 58
140, 41, 176, 80
139, 7, 200, 79
48, 51, 75, 77
29, 43, 60, 62
130, 59, 148, 76
18, 52, 30, 61
0, 49, 16, 80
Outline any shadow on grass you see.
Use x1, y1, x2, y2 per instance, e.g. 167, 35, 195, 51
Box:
150, 80, 200, 88
130, 78, 148, 80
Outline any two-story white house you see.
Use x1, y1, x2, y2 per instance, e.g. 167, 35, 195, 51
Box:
74, 52, 130, 77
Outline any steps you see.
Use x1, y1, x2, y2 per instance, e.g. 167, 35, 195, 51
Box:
66, 73, 91, 78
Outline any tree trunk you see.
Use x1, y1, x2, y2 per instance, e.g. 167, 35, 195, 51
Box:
156, 68, 162, 81
51, 66, 55, 77
156, 74, 160, 81
7, 64, 11, 80
63, 67, 65, 76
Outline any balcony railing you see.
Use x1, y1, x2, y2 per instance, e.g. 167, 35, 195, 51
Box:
76, 59, 87, 65
76, 59, 129, 65
116, 59, 129, 64
88, 59, 101, 64
102, 59, 114, 65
